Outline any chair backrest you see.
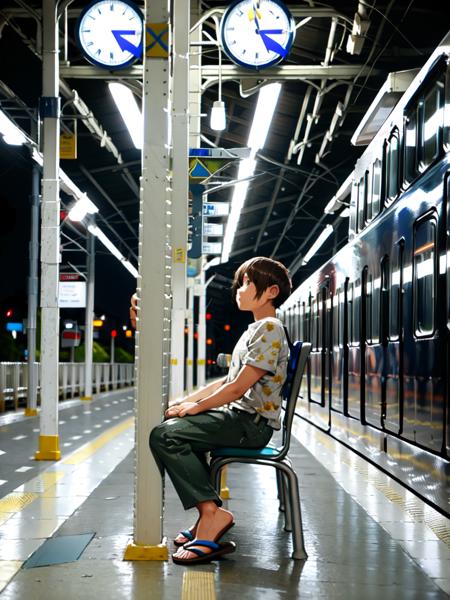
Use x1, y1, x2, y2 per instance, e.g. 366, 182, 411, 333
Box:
279, 341, 311, 457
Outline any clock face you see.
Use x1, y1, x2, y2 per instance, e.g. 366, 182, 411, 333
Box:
76, 0, 143, 69
220, 0, 295, 69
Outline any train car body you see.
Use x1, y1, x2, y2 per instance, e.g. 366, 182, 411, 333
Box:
280, 32, 450, 516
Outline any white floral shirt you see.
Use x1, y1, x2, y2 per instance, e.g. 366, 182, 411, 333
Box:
227, 317, 289, 430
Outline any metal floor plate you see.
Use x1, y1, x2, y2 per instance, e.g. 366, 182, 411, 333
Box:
22, 533, 96, 569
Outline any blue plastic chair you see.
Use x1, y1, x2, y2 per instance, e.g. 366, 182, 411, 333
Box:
210, 341, 312, 560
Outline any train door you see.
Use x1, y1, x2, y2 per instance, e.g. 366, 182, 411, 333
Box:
446, 174, 450, 456
364, 261, 382, 427
383, 240, 404, 434
348, 278, 363, 419
324, 284, 332, 427
330, 287, 345, 413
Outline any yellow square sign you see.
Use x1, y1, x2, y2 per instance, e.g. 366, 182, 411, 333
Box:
145, 23, 169, 58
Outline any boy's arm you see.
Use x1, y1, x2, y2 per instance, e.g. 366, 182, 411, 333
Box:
171, 377, 227, 405
165, 377, 227, 417
177, 364, 267, 417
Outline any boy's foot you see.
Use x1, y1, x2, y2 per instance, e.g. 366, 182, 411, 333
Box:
174, 521, 198, 546
172, 507, 234, 561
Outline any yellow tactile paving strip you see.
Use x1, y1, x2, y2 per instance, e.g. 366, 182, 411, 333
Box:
0, 417, 134, 594
181, 571, 216, 600
62, 417, 133, 465
0, 492, 38, 513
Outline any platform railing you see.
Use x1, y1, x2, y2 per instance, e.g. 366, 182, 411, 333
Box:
0, 362, 135, 411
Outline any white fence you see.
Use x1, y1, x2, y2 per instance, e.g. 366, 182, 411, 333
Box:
0, 362, 135, 411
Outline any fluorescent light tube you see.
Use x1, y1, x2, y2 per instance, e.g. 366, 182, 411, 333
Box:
0, 109, 28, 145
221, 83, 281, 263
68, 193, 99, 222
108, 82, 142, 149
88, 224, 138, 278
210, 100, 226, 131
302, 225, 334, 265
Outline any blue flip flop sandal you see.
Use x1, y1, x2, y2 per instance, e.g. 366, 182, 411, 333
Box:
173, 528, 195, 547
174, 520, 235, 547
172, 540, 236, 565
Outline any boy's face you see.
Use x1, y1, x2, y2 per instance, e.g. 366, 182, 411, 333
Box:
235, 273, 279, 311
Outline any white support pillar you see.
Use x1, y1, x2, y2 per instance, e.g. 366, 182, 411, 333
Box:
195, 272, 206, 387
189, 0, 203, 387
36, 0, 61, 461
186, 280, 194, 392
82, 225, 95, 400
124, 0, 171, 560
169, 0, 189, 401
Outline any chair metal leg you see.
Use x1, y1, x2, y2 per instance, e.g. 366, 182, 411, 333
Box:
282, 472, 292, 531
281, 463, 307, 560
276, 469, 285, 512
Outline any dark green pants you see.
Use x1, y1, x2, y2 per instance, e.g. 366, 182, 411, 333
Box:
149, 408, 273, 510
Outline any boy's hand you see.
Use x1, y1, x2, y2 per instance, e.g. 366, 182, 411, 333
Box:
178, 402, 201, 417
130, 293, 138, 329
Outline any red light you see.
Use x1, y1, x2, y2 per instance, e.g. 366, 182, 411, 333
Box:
111, 329, 117, 338
224, 324, 231, 331
6, 309, 13, 318
206, 338, 213, 345
206, 313, 212, 321
194, 332, 199, 340
207, 359, 213, 365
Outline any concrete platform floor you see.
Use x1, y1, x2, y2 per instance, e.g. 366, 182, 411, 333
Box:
1, 391, 449, 599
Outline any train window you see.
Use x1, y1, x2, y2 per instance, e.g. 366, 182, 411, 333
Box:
372, 158, 382, 217
372, 273, 380, 344
381, 256, 390, 343
353, 279, 361, 344
389, 242, 403, 341
304, 299, 310, 343
421, 81, 444, 169
317, 292, 323, 351
413, 216, 436, 336
347, 282, 353, 346
332, 292, 339, 350
404, 106, 419, 184
365, 272, 373, 343
358, 177, 366, 231
386, 129, 400, 202
365, 169, 372, 223
339, 289, 345, 347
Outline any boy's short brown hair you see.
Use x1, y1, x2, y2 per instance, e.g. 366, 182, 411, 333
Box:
231, 257, 292, 309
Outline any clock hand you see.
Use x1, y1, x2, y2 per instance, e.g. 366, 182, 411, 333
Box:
112, 30, 142, 57
258, 29, 284, 35
259, 30, 289, 58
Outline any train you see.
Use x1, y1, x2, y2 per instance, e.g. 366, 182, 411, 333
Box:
280, 31, 450, 516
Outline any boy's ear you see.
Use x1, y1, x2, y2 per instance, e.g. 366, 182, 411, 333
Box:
267, 284, 280, 300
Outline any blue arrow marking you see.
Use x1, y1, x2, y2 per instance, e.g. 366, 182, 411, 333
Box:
259, 31, 288, 57
112, 30, 142, 57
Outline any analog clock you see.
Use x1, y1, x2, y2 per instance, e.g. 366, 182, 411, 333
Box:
220, 0, 295, 70
76, 0, 143, 70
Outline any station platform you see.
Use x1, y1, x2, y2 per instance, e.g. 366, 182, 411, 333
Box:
0, 389, 449, 599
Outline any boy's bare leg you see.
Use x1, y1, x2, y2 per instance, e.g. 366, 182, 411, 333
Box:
173, 501, 234, 559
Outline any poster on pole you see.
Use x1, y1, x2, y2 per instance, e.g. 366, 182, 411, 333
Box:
58, 281, 86, 308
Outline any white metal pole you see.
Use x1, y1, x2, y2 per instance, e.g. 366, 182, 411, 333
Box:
195, 270, 206, 386
26, 162, 40, 417
83, 224, 95, 400
169, 0, 189, 401
124, 0, 171, 560
189, 0, 204, 386
186, 281, 194, 392
36, 0, 61, 461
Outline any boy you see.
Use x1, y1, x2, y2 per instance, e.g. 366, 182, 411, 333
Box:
148, 256, 292, 565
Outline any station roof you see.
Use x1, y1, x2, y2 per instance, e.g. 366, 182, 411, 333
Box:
0, 1, 448, 325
